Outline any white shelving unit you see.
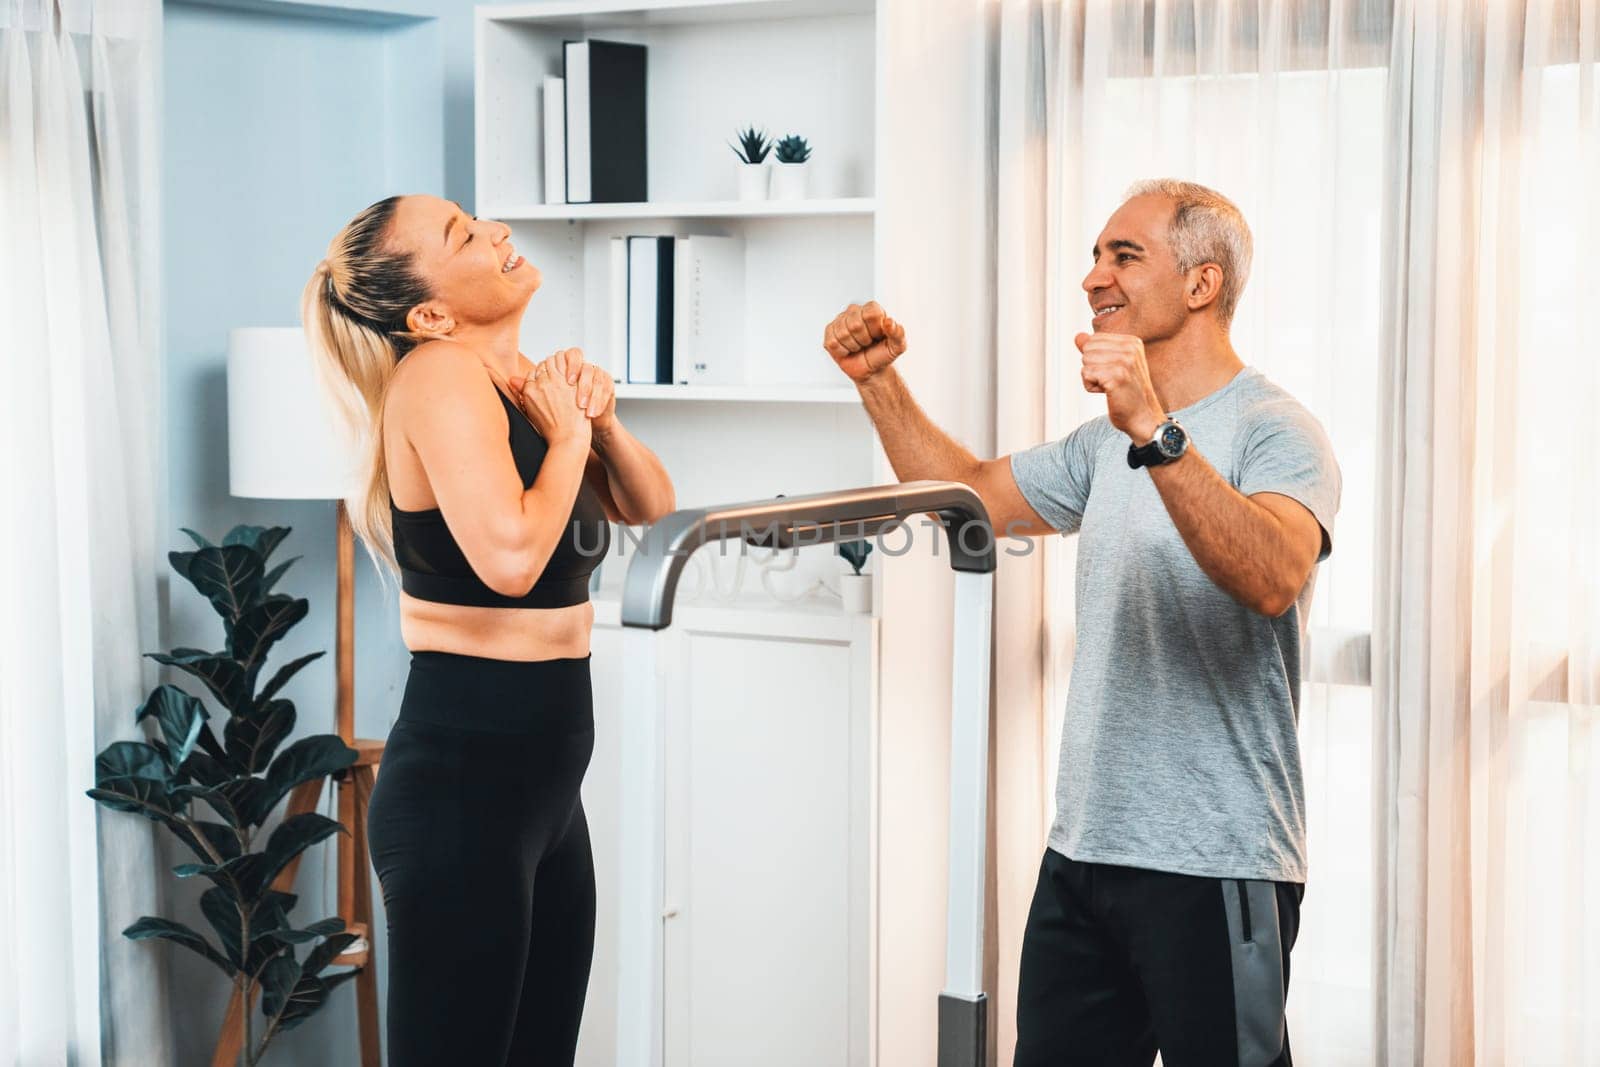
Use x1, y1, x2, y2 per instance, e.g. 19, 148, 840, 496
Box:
475, 3, 881, 1066
475, 0, 879, 541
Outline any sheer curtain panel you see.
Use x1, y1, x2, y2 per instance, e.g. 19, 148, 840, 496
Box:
0, 0, 167, 1063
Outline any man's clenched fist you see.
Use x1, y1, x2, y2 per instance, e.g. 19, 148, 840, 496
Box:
1074, 331, 1166, 443
824, 301, 906, 383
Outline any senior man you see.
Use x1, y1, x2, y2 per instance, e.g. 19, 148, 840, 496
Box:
823, 179, 1341, 1067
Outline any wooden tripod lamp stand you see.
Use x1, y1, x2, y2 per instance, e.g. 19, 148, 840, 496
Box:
219, 328, 385, 1066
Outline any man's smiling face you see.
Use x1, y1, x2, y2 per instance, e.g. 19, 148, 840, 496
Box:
1081, 194, 1191, 344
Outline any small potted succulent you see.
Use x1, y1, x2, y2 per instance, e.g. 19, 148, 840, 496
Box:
770, 134, 813, 200
729, 125, 772, 201
837, 539, 873, 613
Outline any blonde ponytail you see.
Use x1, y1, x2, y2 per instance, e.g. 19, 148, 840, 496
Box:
299, 196, 432, 588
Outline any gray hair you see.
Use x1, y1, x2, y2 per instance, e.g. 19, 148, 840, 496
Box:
1123, 179, 1253, 327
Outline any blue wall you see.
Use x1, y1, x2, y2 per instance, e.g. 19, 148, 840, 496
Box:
162, 1, 475, 1062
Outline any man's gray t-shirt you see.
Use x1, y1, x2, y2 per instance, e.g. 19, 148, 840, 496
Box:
1010, 366, 1340, 882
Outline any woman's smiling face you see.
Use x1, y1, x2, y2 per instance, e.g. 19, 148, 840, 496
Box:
387, 194, 541, 334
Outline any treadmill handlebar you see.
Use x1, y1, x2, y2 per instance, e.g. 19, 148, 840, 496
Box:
620, 480, 997, 630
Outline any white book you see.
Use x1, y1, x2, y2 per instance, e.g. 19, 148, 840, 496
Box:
542, 77, 566, 204
627, 236, 659, 384
672, 235, 746, 385
563, 41, 591, 203
607, 237, 627, 380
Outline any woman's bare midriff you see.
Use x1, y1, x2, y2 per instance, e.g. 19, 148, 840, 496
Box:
398, 594, 594, 662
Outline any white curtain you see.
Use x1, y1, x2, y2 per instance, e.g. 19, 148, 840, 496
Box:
0, 0, 168, 1063
992, 1, 1388, 1061
1375, 0, 1600, 1062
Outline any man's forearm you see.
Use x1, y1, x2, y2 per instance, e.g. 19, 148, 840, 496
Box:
1147, 449, 1304, 616
856, 368, 982, 484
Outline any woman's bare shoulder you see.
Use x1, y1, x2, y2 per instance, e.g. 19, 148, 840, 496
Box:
390, 341, 493, 406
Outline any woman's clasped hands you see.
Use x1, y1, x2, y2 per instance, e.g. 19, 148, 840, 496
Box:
509, 348, 618, 447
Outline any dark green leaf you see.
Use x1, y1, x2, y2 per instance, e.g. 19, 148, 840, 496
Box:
256, 651, 324, 707
239, 889, 304, 976
179, 527, 215, 549
259, 556, 300, 598
146, 650, 248, 714
171, 778, 267, 830
262, 889, 299, 914
225, 699, 296, 774
258, 813, 344, 888
278, 966, 360, 1036
171, 819, 242, 864
95, 740, 167, 785
184, 545, 264, 621
301, 931, 359, 977
274, 968, 358, 1033
200, 887, 244, 967
252, 736, 356, 824
258, 954, 301, 1020
228, 596, 308, 670
135, 685, 210, 768
180, 750, 233, 788
124, 916, 234, 976
223, 525, 290, 563
86, 786, 180, 824
269, 917, 345, 945
173, 852, 271, 904
91, 742, 180, 818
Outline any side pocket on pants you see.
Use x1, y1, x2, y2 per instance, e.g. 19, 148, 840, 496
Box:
1221, 878, 1286, 1067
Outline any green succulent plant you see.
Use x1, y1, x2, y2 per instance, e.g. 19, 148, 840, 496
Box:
86, 524, 359, 1066
729, 125, 772, 164
773, 134, 813, 164
838, 539, 873, 576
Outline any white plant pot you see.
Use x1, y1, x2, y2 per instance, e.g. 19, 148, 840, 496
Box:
736, 162, 769, 201
770, 160, 810, 201
839, 572, 872, 614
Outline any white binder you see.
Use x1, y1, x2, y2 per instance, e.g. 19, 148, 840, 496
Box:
671, 235, 745, 386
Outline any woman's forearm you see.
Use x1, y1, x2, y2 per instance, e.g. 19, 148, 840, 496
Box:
591, 419, 675, 524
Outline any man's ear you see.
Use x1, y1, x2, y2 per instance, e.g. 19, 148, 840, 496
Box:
406, 301, 454, 336
1185, 263, 1225, 314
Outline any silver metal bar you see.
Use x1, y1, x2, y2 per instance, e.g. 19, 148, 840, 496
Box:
621, 480, 997, 630
944, 569, 993, 1000
616, 627, 667, 1067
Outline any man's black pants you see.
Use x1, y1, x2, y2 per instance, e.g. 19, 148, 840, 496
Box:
1015, 850, 1303, 1067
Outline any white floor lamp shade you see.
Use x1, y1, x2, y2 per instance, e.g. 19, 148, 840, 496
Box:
227, 326, 358, 501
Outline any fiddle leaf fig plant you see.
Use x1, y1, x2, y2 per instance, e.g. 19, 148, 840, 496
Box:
87, 524, 359, 1065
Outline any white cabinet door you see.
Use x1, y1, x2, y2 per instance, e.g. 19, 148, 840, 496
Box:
663, 628, 871, 1067
577, 602, 873, 1067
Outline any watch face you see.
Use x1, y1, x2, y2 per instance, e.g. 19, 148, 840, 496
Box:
1157, 422, 1187, 457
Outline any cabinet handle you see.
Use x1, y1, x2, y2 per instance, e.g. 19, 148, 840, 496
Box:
662, 906, 680, 920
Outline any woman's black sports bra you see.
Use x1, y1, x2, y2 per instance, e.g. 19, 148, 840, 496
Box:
391, 387, 611, 609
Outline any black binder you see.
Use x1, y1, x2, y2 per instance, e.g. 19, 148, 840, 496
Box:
563, 39, 647, 204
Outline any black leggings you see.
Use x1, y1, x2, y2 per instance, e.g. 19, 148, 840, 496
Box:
367, 650, 596, 1066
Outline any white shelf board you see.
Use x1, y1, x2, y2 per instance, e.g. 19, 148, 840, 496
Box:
614, 383, 862, 404
488, 198, 876, 222
480, 0, 872, 29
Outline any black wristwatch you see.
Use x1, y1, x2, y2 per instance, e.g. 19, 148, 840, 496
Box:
1127, 419, 1189, 469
